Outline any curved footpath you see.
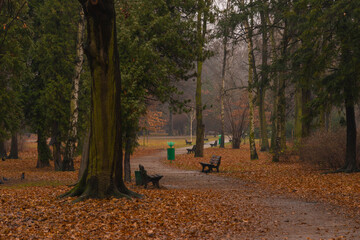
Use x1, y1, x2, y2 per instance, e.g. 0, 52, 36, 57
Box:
131, 143, 360, 239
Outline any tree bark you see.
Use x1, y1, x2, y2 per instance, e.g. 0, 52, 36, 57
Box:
36, 129, 51, 168
78, 130, 90, 180
259, 3, 269, 152
61, 0, 139, 201
0, 140, 6, 159
342, 85, 358, 172
243, 0, 258, 160
294, 86, 302, 146
220, 0, 229, 149
62, 7, 85, 171
195, 0, 206, 157
301, 86, 311, 138
272, 18, 288, 162
168, 107, 173, 136
124, 131, 132, 182
8, 134, 18, 159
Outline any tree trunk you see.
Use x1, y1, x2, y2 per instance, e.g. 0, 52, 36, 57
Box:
51, 123, 62, 171
220, 0, 229, 149
0, 140, 6, 159
294, 86, 302, 146
53, 139, 62, 171
36, 129, 51, 168
124, 131, 132, 182
168, 107, 173, 136
301, 87, 311, 138
272, 18, 288, 162
62, 7, 85, 171
259, 4, 269, 152
78, 130, 90, 180
243, 1, 258, 160
61, 0, 139, 201
342, 87, 358, 172
8, 134, 18, 159
195, 0, 206, 157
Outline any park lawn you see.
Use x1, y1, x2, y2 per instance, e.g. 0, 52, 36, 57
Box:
169, 144, 360, 213
137, 136, 217, 150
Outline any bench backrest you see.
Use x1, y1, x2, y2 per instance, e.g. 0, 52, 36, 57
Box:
139, 164, 148, 178
209, 155, 221, 166
192, 145, 196, 150
214, 140, 218, 145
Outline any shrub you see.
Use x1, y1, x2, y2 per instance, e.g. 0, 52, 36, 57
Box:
299, 129, 347, 169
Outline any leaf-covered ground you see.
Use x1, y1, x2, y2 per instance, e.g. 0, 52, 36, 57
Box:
170, 144, 360, 214
1, 141, 360, 239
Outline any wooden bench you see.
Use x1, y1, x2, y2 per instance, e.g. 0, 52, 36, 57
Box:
210, 140, 218, 147
139, 164, 163, 188
199, 155, 221, 173
187, 145, 196, 154
185, 139, 192, 145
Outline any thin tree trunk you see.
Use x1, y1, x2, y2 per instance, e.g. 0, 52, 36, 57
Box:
168, 107, 173, 136
259, 3, 269, 152
220, 0, 229, 149
195, 0, 206, 157
36, 129, 51, 168
294, 86, 302, 146
272, 17, 288, 162
243, 0, 258, 160
63, 8, 85, 171
8, 134, 18, 159
301, 86, 311, 138
124, 131, 132, 182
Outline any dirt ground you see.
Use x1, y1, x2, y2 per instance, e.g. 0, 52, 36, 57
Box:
131, 146, 360, 239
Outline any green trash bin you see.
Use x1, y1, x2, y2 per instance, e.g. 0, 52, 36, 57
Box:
167, 142, 175, 162
135, 171, 142, 185
167, 148, 175, 161
218, 134, 222, 145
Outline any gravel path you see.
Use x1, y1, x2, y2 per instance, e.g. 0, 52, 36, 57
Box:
131, 145, 360, 239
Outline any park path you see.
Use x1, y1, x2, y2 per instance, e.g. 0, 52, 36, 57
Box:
131, 145, 360, 239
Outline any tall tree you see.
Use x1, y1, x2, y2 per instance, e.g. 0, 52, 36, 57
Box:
61, 0, 138, 200
62, 7, 86, 171
242, 0, 258, 160
195, 0, 211, 157
258, 0, 270, 151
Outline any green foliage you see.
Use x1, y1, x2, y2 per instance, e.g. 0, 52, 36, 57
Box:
24, 0, 80, 141
0, 1, 32, 140
116, 0, 197, 151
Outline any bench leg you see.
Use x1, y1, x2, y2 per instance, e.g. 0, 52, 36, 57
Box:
153, 180, 160, 188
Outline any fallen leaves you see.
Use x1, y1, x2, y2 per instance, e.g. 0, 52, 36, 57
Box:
169, 145, 360, 214
0, 186, 274, 239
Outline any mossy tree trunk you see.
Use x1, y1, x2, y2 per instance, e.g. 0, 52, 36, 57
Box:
8, 134, 18, 159
62, 7, 85, 171
243, 0, 258, 160
61, 0, 138, 201
195, 0, 207, 157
